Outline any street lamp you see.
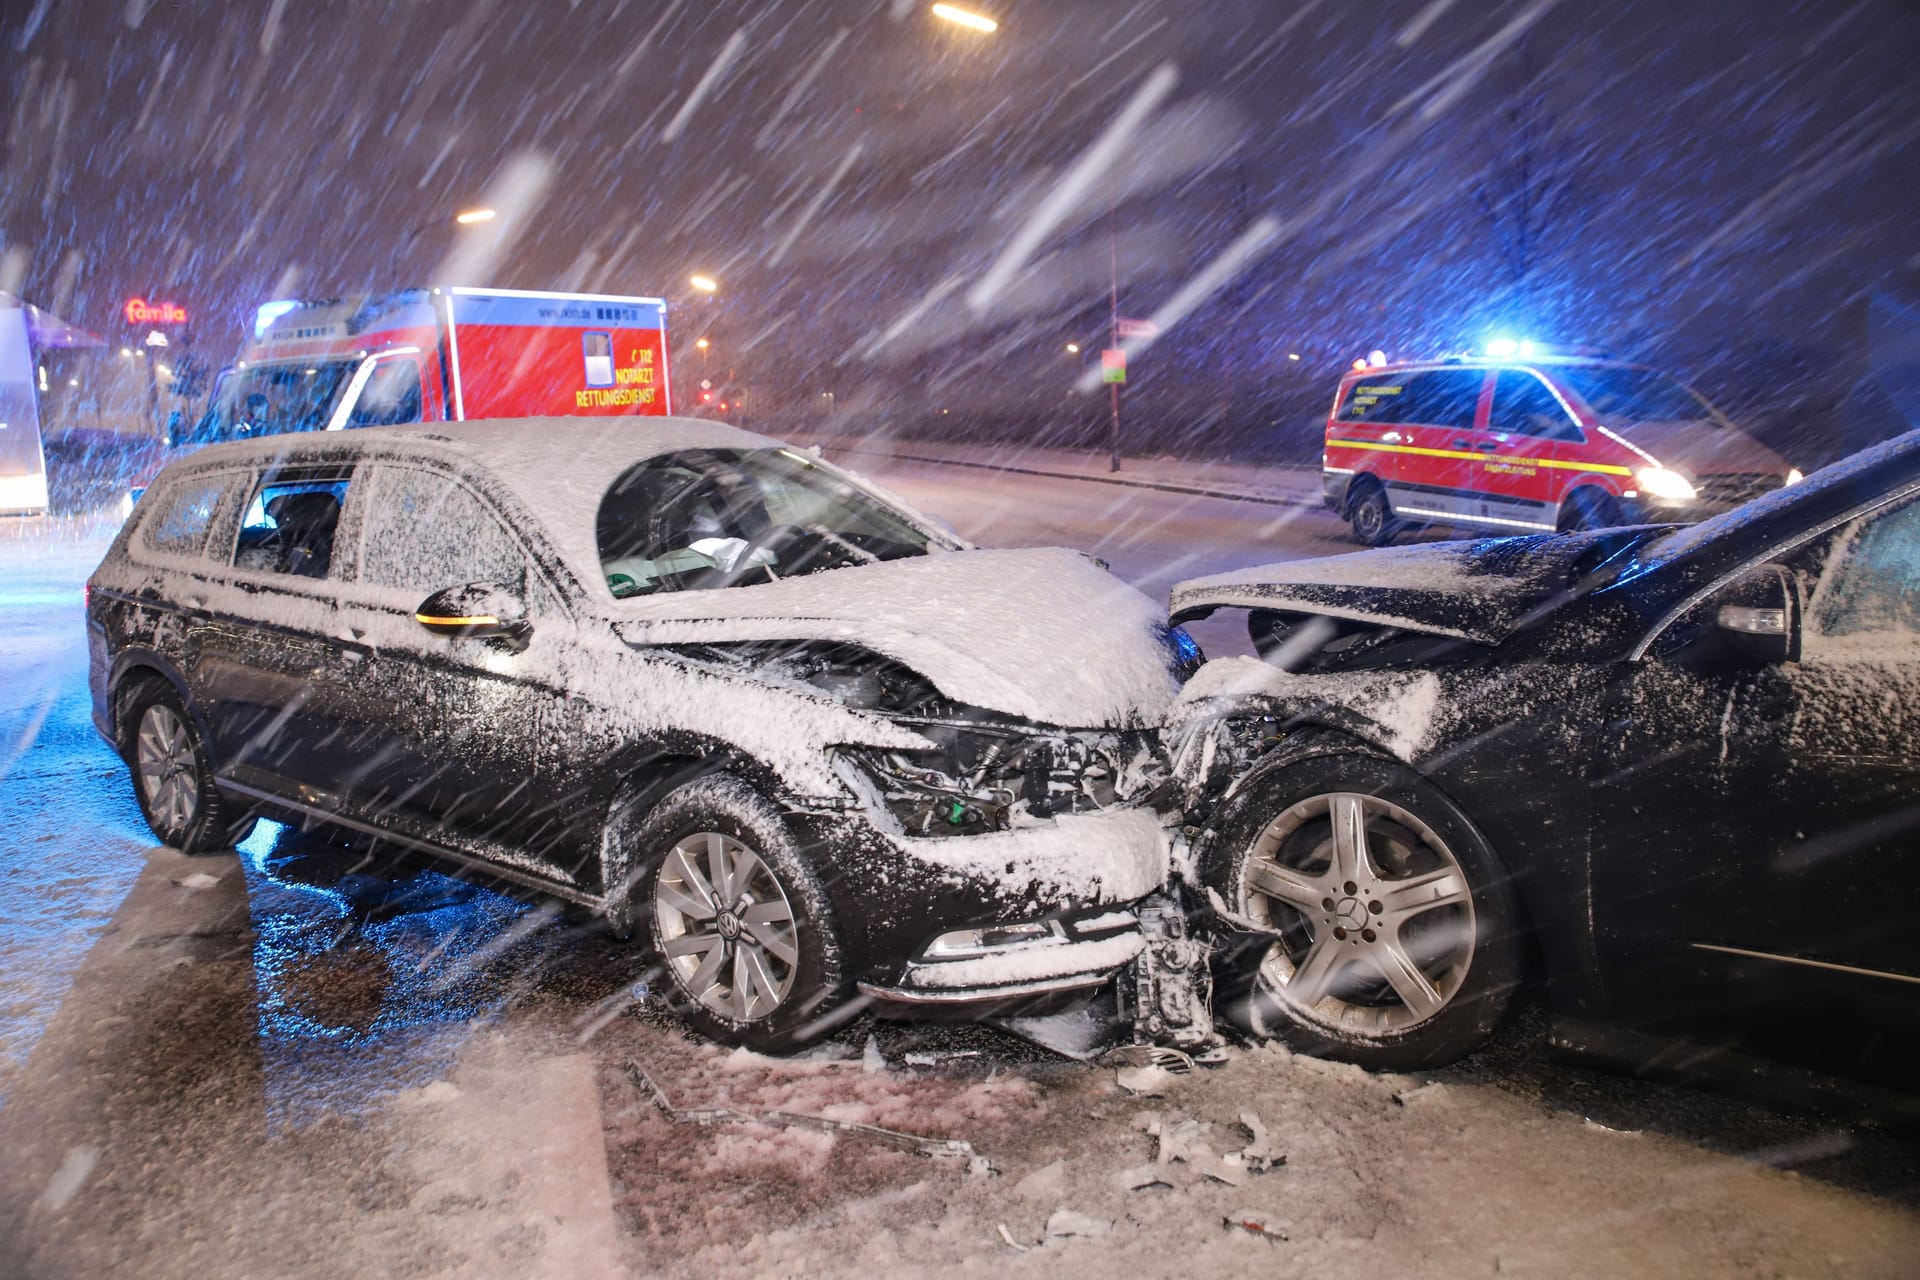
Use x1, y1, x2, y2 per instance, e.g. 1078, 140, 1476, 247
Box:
1065, 342, 1080, 354
931, 3, 997, 33
695, 338, 710, 351
689, 274, 718, 293
454, 208, 497, 225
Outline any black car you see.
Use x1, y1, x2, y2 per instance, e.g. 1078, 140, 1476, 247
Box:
86, 418, 1199, 1050
1167, 431, 1920, 1103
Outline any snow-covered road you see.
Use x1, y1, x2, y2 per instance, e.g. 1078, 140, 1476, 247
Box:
1, 447, 1916, 1278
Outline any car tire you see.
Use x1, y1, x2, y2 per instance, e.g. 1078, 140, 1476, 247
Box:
1206, 753, 1522, 1070
630, 775, 850, 1051
120, 681, 238, 856
1557, 487, 1623, 532
1346, 481, 1401, 547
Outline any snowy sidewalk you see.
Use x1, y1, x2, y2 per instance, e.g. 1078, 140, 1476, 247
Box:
788, 432, 1325, 509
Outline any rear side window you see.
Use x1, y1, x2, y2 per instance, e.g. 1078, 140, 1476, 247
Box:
1338, 370, 1484, 426
141, 477, 229, 557
232, 474, 352, 579
358, 465, 527, 595
1809, 495, 1920, 644
1489, 372, 1582, 440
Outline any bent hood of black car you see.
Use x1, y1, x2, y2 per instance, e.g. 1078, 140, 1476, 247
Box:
1171, 534, 1618, 645
609, 546, 1183, 729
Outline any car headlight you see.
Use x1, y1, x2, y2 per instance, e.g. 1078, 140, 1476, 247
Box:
1634, 466, 1696, 503
1784, 467, 1804, 486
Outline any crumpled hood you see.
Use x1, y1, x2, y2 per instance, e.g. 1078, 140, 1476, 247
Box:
609, 546, 1181, 728
1610, 419, 1790, 476
1171, 535, 1610, 645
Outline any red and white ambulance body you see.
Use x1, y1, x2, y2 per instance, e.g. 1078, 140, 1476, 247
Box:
185, 286, 671, 448
1321, 352, 1800, 544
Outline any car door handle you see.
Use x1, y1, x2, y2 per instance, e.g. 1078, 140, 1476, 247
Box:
1451, 440, 1475, 450
1473, 442, 1498, 453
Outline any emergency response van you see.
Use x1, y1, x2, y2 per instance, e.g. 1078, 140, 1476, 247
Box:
184, 285, 672, 447
1322, 351, 1799, 544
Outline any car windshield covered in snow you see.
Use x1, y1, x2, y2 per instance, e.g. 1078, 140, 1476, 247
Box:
597, 446, 942, 597
1556, 366, 1726, 428
186, 359, 360, 444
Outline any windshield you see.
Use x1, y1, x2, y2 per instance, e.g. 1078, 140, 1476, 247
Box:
185, 359, 359, 444
596, 447, 943, 597
1555, 366, 1725, 429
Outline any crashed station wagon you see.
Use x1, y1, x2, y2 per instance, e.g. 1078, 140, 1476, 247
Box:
86, 418, 1204, 1050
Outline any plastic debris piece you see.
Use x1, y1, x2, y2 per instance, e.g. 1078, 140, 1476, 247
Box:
624, 1060, 978, 1160
904, 1049, 983, 1067
1193, 1152, 1247, 1187
1045, 1208, 1110, 1240
1116, 1064, 1171, 1096
1158, 1118, 1210, 1164
1239, 1108, 1284, 1172
1225, 1209, 1289, 1242
1392, 1082, 1448, 1107
996, 1223, 1029, 1252
1120, 1163, 1175, 1191
1582, 1117, 1640, 1136
1106, 1043, 1196, 1073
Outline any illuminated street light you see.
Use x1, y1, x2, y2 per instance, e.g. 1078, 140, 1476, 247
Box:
1287, 352, 1301, 361
695, 338, 710, 350
1065, 342, 1080, 354
690, 275, 718, 293
455, 208, 497, 225
931, 3, 997, 33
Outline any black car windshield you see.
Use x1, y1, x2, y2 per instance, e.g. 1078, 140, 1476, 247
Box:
1555, 367, 1725, 429
185, 360, 359, 444
596, 447, 944, 597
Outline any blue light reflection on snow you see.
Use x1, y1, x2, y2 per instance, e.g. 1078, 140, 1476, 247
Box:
234, 819, 544, 1131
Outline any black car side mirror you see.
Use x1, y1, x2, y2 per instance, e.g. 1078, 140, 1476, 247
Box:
1714, 564, 1799, 664
415, 582, 533, 650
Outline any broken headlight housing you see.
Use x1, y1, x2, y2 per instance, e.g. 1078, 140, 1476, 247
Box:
666, 638, 1168, 837
839, 721, 1162, 837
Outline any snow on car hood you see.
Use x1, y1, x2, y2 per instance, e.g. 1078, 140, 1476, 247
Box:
608, 546, 1181, 729
1170, 535, 1604, 645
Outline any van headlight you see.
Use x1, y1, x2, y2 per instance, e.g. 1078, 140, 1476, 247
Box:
1785, 467, 1804, 486
1634, 467, 1696, 503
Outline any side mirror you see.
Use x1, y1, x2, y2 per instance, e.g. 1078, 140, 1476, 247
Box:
1714, 565, 1798, 664
415, 582, 532, 650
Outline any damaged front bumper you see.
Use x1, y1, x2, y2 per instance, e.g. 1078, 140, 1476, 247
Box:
859, 907, 1149, 1007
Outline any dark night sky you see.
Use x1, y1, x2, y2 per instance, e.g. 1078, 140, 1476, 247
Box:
3, 0, 1917, 442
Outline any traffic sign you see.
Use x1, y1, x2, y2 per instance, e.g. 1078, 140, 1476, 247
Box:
1101, 348, 1126, 384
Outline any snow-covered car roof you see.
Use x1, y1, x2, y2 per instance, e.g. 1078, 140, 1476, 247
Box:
173, 416, 853, 583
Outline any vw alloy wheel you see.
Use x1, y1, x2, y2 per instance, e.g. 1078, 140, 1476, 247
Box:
137, 702, 202, 836
652, 830, 801, 1023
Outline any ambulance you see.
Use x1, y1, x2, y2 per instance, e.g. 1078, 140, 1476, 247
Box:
182, 285, 672, 448
1322, 345, 1800, 545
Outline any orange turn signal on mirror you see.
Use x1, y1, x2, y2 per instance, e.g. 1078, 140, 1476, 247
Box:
415, 613, 500, 626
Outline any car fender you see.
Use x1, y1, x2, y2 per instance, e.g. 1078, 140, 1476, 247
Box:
104, 648, 215, 758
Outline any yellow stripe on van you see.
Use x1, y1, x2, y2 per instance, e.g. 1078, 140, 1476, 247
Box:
1326, 438, 1634, 476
